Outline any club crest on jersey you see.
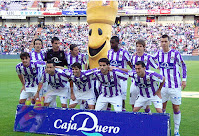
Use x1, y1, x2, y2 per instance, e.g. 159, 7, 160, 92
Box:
119, 55, 122, 58
60, 53, 63, 57
171, 56, 174, 60
110, 75, 113, 79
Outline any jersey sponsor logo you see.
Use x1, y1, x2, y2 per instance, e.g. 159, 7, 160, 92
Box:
110, 60, 122, 67
135, 82, 151, 88
102, 81, 115, 87
51, 57, 62, 63
159, 62, 174, 69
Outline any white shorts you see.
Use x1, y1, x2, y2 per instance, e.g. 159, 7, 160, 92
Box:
44, 86, 69, 105
120, 80, 127, 100
95, 95, 122, 112
161, 87, 181, 105
135, 95, 162, 109
19, 86, 37, 99
129, 83, 139, 105
69, 84, 96, 105
44, 95, 68, 104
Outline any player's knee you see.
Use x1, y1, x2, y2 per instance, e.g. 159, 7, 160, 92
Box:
69, 104, 76, 108
88, 105, 95, 109
19, 99, 26, 104
61, 104, 67, 108
173, 105, 180, 112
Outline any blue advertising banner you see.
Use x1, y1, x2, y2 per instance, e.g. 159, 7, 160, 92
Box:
14, 105, 170, 136
62, 10, 86, 15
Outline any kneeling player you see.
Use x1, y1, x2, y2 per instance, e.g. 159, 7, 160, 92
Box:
35, 60, 69, 108
129, 61, 165, 113
63, 62, 96, 109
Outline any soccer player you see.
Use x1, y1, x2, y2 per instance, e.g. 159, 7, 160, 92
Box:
153, 34, 187, 136
44, 37, 68, 107
65, 44, 88, 109
129, 61, 165, 113
34, 60, 69, 108
94, 58, 129, 112
107, 36, 133, 111
44, 37, 67, 67
29, 38, 45, 62
65, 44, 87, 70
60, 62, 96, 109
130, 39, 158, 112
16, 52, 40, 104
29, 38, 46, 105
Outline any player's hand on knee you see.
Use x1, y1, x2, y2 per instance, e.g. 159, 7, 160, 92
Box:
34, 92, 39, 100
21, 85, 25, 93
71, 94, 76, 101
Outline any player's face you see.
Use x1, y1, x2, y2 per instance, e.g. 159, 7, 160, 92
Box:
110, 39, 118, 50
46, 63, 55, 75
34, 40, 42, 52
161, 37, 170, 50
21, 56, 30, 67
135, 64, 145, 77
99, 62, 109, 74
71, 47, 79, 56
52, 40, 60, 51
136, 43, 145, 55
72, 67, 81, 77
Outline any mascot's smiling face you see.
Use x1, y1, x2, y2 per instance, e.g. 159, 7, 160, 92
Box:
88, 23, 111, 69
88, 23, 111, 57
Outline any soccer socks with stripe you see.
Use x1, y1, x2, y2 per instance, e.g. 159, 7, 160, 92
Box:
174, 111, 181, 132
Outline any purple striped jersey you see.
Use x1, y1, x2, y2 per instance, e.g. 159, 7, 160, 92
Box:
93, 69, 128, 97
108, 48, 130, 68
131, 53, 158, 70
63, 68, 97, 93
129, 70, 164, 98
40, 68, 69, 89
29, 50, 45, 62
153, 49, 187, 88
16, 61, 40, 88
65, 53, 87, 70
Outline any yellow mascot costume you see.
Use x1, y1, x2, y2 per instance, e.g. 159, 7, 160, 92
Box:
87, 0, 118, 69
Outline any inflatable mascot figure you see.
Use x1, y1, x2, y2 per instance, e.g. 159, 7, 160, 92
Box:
87, 0, 118, 68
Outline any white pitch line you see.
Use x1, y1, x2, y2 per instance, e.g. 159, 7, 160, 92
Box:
181, 91, 199, 98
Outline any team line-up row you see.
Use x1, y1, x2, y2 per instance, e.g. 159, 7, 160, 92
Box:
16, 35, 186, 136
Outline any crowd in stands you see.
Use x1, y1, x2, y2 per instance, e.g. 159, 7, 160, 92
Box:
0, 23, 198, 55
1, 0, 199, 11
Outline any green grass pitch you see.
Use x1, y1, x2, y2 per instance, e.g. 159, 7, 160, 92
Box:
0, 59, 198, 136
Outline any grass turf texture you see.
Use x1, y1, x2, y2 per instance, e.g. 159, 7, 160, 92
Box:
0, 59, 198, 136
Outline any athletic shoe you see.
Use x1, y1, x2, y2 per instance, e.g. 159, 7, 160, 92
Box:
174, 131, 180, 136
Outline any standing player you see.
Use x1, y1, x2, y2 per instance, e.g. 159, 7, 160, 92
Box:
29, 38, 46, 105
35, 60, 69, 108
130, 39, 158, 112
16, 52, 40, 104
44, 37, 68, 67
44, 37, 68, 107
65, 44, 87, 70
94, 58, 129, 112
107, 36, 133, 111
65, 44, 88, 109
129, 61, 165, 113
29, 38, 45, 62
153, 34, 187, 136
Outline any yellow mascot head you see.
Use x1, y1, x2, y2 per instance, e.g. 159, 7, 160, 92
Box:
87, 0, 118, 69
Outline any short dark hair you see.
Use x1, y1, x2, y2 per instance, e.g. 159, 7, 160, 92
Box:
70, 44, 78, 51
111, 36, 119, 43
161, 34, 170, 41
33, 38, 43, 45
98, 58, 110, 65
20, 52, 30, 59
47, 60, 56, 66
135, 61, 146, 68
71, 62, 81, 69
51, 37, 60, 44
136, 39, 145, 48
